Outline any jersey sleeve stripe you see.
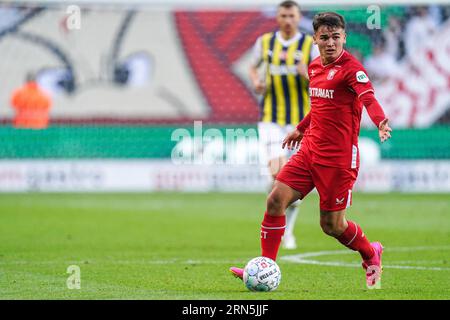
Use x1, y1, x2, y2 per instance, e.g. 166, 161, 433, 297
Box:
358, 89, 374, 99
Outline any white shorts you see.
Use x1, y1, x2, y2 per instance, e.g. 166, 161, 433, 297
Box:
258, 121, 296, 167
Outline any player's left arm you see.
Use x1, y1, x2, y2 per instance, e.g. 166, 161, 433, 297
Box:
346, 64, 392, 143
359, 92, 392, 143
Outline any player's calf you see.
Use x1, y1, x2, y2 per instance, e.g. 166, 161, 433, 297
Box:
336, 220, 375, 261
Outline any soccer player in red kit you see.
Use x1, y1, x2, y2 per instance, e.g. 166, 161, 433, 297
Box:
230, 12, 392, 289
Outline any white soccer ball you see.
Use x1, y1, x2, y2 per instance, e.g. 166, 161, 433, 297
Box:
243, 256, 281, 292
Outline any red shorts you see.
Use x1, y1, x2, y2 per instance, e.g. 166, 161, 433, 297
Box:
276, 142, 358, 212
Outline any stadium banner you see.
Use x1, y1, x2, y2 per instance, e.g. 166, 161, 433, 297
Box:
0, 3, 449, 128
1, 160, 449, 192
11, 0, 450, 8
0, 2, 449, 193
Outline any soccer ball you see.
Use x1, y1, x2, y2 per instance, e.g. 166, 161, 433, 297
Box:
243, 256, 281, 292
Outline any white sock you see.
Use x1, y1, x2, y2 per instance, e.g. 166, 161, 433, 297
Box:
285, 200, 301, 237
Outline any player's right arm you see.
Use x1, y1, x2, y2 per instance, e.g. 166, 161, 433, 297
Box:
282, 129, 303, 150
282, 112, 311, 150
249, 36, 266, 94
249, 66, 265, 94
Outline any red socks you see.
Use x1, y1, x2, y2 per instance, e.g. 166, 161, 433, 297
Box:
260, 212, 286, 261
260, 214, 373, 262
337, 220, 374, 261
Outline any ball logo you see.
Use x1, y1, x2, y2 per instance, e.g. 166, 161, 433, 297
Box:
356, 71, 369, 83
259, 269, 276, 280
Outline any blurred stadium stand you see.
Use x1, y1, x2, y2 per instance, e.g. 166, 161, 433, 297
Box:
0, 0, 449, 192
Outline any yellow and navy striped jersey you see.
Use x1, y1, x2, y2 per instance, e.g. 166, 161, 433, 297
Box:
259, 31, 314, 126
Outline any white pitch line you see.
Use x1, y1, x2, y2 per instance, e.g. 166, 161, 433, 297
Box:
280, 246, 450, 271
0, 259, 244, 266
1, 246, 448, 270
391, 260, 447, 265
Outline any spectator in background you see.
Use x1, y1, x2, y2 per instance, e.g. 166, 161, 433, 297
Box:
429, 5, 444, 25
0, 3, 22, 32
11, 73, 52, 129
442, 5, 450, 22
347, 48, 363, 62
364, 38, 399, 83
404, 6, 438, 60
383, 16, 403, 60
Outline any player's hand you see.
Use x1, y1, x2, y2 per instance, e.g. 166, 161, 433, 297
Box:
282, 129, 304, 150
297, 62, 309, 80
378, 118, 392, 143
253, 79, 266, 94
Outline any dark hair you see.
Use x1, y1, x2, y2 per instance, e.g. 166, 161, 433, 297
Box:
312, 12, 346, 32
278, 1, 300, 11
26, 72, 36, 82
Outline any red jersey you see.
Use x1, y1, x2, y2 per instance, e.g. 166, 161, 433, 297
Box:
300, 50, 379, 169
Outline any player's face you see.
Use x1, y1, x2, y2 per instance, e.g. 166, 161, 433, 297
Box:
313, 26, 346, 63
276, 6, 300, 36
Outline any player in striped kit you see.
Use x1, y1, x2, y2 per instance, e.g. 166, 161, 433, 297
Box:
249, 0, 319, 250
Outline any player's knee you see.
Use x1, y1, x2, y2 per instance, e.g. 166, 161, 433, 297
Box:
320, 219, 341, 237
266, 192, 284, 216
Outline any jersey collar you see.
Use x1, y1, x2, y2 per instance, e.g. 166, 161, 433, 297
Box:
275, 31, 302, 47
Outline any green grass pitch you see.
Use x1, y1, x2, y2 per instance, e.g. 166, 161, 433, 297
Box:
0, 192, 449, 299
